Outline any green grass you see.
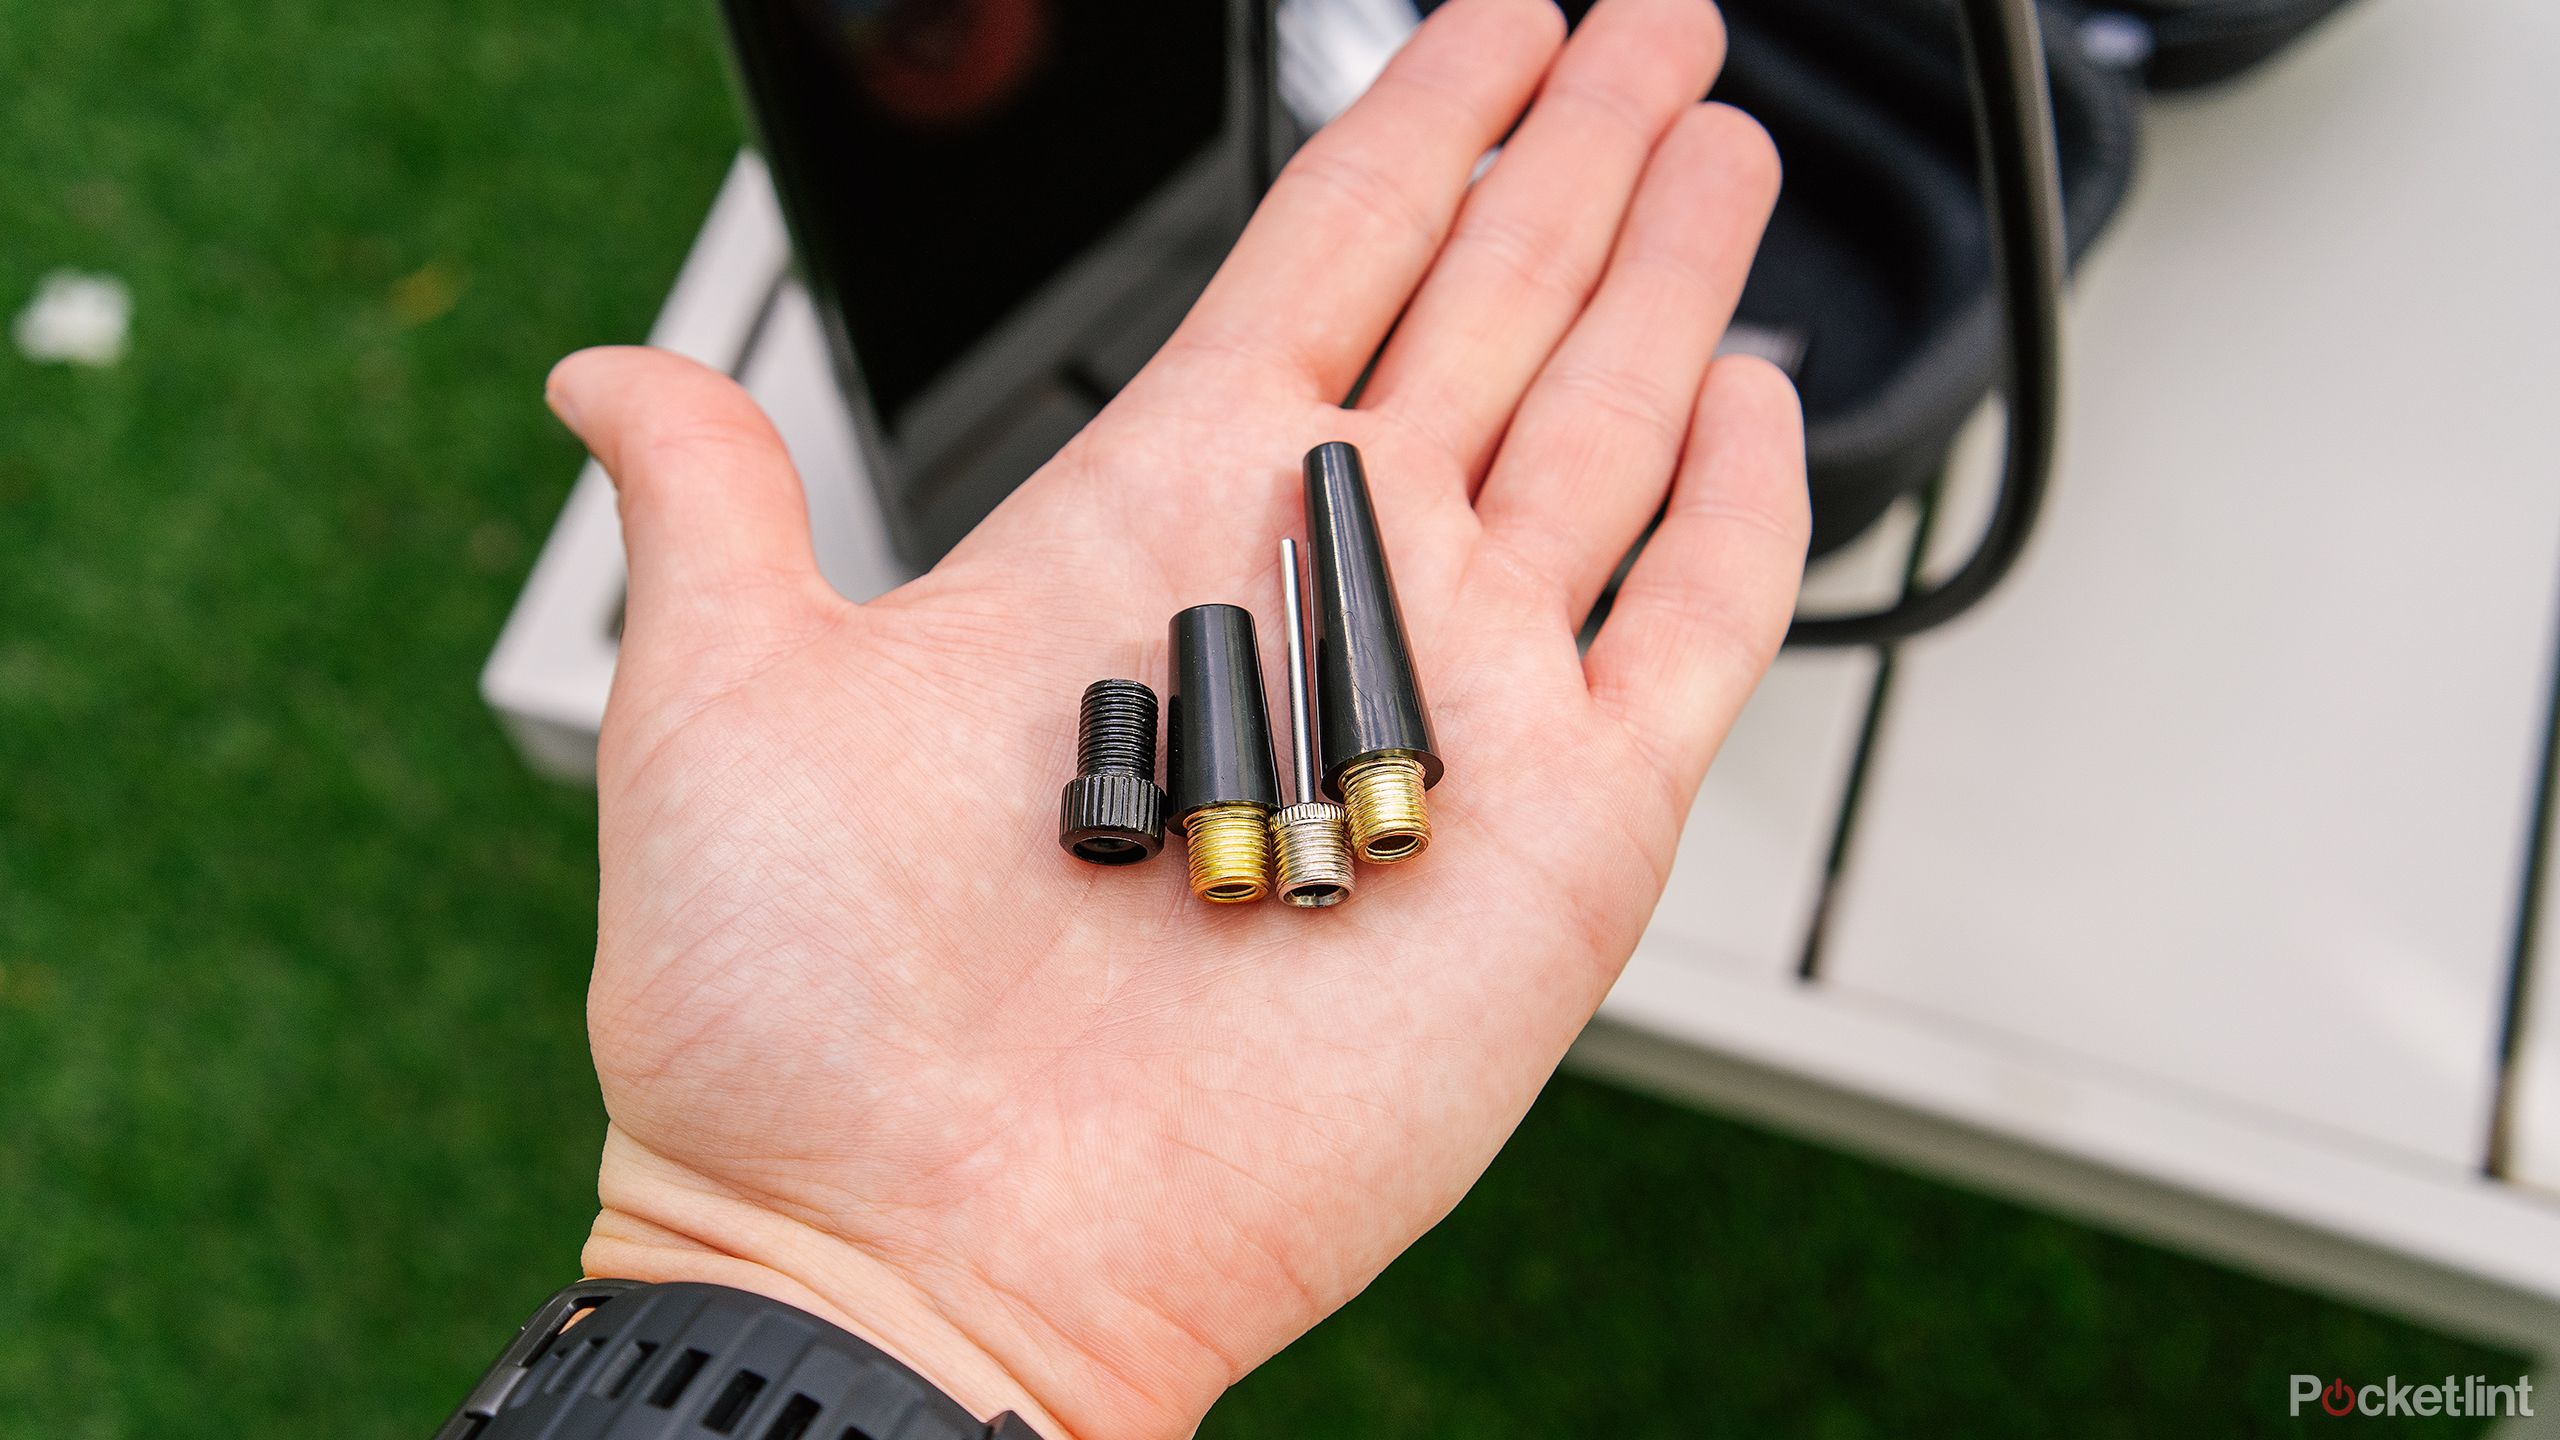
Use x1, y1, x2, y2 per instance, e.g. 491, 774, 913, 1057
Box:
0, 2, 2524, 1435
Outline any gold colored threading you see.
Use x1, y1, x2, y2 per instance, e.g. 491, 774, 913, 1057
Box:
1184, 803, 1271, 903
1340, 755, 1430, 864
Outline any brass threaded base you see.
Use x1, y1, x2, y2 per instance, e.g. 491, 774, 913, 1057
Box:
1183, 803, 1271, 903
1341, 756, 1431, 863
1271, 802, 1355, 908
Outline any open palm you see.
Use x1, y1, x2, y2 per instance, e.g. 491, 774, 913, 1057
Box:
554, 1, 1804, 1435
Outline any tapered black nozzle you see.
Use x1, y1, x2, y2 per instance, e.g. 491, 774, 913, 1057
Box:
1304, 441, 1441, 797
1058, 679, 1164, 865
1166, 604, 1282, 832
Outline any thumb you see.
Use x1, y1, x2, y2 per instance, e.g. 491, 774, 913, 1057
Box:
547, 345, 832, 662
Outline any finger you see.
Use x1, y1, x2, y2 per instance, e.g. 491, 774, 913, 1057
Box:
1167, 0, 1563, 400
1360, 0, 1727, 482
1583, 354, 1808, 799
1473, 104, 1779, 622
546, 346, 831, 651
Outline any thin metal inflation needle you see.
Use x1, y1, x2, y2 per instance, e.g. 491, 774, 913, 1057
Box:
1270, 537, 1355, 907
1282, 539, 1318, 807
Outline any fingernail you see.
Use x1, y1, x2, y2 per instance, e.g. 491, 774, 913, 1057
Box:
543, 355, 587, 432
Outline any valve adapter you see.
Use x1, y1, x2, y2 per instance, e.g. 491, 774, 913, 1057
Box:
1271, 537, 1353, 907
1168, 604, 1281, 903
1057, 679, 1165, 865
1304, 441, 1442, 863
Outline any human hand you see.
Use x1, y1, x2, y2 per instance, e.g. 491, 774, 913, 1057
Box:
549, 0, 1804, 1435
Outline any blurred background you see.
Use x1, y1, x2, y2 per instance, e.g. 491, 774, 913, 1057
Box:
2, 0, 2551, 1436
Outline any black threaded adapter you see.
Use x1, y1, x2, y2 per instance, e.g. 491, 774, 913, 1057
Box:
1305, 441, 1442, 792
1166, 604, 1283, 830
1058, 680, 1166, 865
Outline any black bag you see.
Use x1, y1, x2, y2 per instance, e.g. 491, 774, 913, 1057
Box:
1689, 0, 2354, 557
1705, 0, 2136, 556
2116, 0, 2362, 89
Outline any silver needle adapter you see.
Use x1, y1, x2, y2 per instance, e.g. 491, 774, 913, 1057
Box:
1269, 537, 1355, 907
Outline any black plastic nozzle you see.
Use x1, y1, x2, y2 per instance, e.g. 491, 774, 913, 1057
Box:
1166, 604, 1281, 831
1304, 441, 1442, 796
1058, 680, 1166, 865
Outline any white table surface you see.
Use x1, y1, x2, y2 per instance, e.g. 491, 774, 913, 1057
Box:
1817, 0, 2560, 1171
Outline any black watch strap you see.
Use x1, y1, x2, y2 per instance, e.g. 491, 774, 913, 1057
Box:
436, 1280, 1046, 1440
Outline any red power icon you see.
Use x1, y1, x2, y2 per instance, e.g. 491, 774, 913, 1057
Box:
2322, 1378, 2356, 1416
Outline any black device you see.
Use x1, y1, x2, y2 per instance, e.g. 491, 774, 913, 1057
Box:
717, 0, 2078, 642
436, 1280, 1043, 1440
716, 0, 1263, 570
716, 0, 2355, 633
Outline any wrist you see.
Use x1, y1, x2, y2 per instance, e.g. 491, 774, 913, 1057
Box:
587, 1130, 1083, 1440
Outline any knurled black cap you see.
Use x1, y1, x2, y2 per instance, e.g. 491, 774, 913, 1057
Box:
1060, 772, 1164, 865
1058, 679, 1166, 865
